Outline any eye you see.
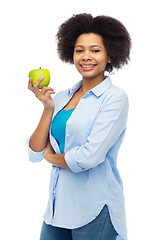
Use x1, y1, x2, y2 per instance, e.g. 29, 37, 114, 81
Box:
75, 49, 83, 53
92, 49, 100, 53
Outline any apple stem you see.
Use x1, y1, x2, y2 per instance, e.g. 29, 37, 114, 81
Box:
39, 67, 41, 69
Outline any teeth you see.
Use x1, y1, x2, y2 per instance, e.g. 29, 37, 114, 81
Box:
81, 65, 95, 68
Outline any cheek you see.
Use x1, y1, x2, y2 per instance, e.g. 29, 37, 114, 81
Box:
73, 54, 79, 65
98, 57, 108, 67
73, 58, 81, 72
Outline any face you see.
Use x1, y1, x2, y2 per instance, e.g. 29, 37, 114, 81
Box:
73, 33, 111, 81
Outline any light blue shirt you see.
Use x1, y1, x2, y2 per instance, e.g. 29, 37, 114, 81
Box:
27, 76, 129, 240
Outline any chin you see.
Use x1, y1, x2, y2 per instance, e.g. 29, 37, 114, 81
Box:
82, 71, 105, 80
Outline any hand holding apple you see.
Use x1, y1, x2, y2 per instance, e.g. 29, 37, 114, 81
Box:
28, 69, 55, 111
29, 68, 50, 89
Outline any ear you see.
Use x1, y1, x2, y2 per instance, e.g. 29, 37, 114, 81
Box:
107, 58, 111, 63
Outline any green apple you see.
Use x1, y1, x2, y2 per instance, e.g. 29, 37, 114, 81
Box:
29, 68, 50, 89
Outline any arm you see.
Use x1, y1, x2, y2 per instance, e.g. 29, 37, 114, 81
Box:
43, 93, 128, 172
29, 108, 54, 152
28, 76, 55, 153
43, 140, 70, 169
64, 94, 129, 173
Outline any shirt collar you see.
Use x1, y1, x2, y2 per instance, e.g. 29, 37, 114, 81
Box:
91, 76, 112, 97
68, 80, 82, 96
68, 76, 112, 97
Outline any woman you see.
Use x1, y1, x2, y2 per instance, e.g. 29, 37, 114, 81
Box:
27, 13, 131, 240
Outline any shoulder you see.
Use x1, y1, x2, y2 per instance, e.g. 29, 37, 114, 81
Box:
104, 84, 128, 105
99, 85, 129, 118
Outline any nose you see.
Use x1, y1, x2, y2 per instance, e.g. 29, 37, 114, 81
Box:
82, 50, 92, 61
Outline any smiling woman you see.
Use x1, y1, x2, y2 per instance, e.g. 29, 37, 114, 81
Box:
27, 13, 132, 240
73, 33, 111, 82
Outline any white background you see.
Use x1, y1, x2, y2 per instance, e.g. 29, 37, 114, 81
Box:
0, 0, 166, 239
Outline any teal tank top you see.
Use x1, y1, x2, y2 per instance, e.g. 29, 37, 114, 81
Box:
51, 108, 75, 153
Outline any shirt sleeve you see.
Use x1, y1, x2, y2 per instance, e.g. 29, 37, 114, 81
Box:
65, 93, 129, 173
26, 138, 45, 163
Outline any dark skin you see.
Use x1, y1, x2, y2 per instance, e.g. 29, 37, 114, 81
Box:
28, 33, 111, 169
28, 76, 69, 169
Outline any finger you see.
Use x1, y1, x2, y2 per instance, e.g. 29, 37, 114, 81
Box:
28, 77, 35, 93
40, 86, 55, 95
43, 90, 56, 98
28, 77, 32, 88
33, 76, 44, 88
36, 88, 55, 101
33, 76, 45, 96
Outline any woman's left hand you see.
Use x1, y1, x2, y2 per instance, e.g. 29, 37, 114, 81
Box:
43, 139, 55, 161
44, 140, 69, 169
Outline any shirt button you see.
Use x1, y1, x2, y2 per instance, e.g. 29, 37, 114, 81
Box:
66, 133, 69, 137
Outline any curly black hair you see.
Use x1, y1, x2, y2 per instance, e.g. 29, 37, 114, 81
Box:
56, 13, 131, 72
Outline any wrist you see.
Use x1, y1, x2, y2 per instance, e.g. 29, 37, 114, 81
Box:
43, 106, 54, 115
44, 152, 52, 161
46, 153, 55, 164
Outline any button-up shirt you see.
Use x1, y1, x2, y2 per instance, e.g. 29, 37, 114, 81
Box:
27, 76, 129, 240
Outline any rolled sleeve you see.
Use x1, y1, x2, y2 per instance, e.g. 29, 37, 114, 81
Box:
65, 147, 84, 173
26, 138, 45, 163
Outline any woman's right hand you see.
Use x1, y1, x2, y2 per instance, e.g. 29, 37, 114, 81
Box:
28, 76, 55, 111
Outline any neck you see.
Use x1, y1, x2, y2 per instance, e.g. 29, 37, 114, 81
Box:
80, 74, 105, 94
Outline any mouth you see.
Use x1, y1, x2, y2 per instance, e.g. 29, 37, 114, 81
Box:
80, 64, 97, 71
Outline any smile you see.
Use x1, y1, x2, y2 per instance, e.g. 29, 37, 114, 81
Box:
80, 64, 97, 70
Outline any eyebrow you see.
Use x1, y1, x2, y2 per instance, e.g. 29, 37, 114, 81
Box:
75, 45, 102, 48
